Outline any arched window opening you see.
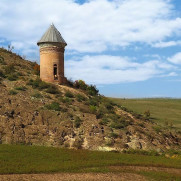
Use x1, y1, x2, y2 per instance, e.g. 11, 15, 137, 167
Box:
53, 64, 58, 80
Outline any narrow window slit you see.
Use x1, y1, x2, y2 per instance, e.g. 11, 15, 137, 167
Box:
54, 64, 58, 80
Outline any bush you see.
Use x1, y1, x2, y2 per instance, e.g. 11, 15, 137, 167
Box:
46, 85, 61, 95
4, 64, 15, 74
0, 70, 5, 78
45, 102, 61, 111
74, 80, 87, 90
66, 79, 74, 87
105, 101, 114, 111
99, 118, 110, 125
74, 117, 83, 128
96, 105, 109, 119
89, 105, 97, 114
76, 94, 86, 102
153, 126, 162, 133
9, 90, 18, 95
33, 63, 40, 75
87, 85, 99, 96
89, 98, 99, 106
110, 118, 129, 129
31, 92, 43, 98
109, 132, 118, 139
59, 97, 72, 104
0, 56, 5, 64
27, 78, 49, 90
65, 91, 74, 98
144, 110, 151, 119
7, 74, 18, 81
15, 86, 27, 91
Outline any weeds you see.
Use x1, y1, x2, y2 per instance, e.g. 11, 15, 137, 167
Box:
45, 102, 61, 111
74, 116, 83, 128
65, 91, 74, 98
15, 86, 27, 91
9, 90, 18, 95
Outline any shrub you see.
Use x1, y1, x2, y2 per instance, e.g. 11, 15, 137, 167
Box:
0, 70, 5, 78
7, 74, 18, 81
87, 85, 99, 96
89, 98, 98, 106
110, 119, 129, 129
46, 85, 61, 94
65, 91, 74, 98
96, 111, 104, 119
15, 86, 27, 91
16, 72, 23, 77
31, 92, 43, 98
153, 126, 162, 133
0, 56, 6, 65
27, 78, 49, 90
4, 64, 15, 74
66, 79, 74, 87
59, 97, 72, 104
109, 132, 118, 139
33, 63, 40, 75
76, 94, 86, 102
9, 90, 18, 95
74, 117, 83, 128
89, 105, 97, 114
144, 110, 151, 119
45, 102, 61, 111
74, 80, 87, 90
99, 118, 110, 125
96, 105, 109, 119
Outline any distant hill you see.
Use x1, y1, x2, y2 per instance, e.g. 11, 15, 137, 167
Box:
0, 47, 180, 152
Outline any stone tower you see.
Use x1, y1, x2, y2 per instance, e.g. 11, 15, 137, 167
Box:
37, 24, 67, 84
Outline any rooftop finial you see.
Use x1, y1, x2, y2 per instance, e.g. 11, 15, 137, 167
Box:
51, 22, 54, 26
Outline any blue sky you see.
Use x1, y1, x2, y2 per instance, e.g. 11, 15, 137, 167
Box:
0, 0, 181, 98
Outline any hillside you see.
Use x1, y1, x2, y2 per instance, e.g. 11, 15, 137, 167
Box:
110, 98, 181, 129
0, 47, 181, 152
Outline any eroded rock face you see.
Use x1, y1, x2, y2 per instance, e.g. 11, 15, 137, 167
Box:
0, 80, 180, 152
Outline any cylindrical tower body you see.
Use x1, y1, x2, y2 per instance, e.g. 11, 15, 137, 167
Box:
37, 24, 67, 84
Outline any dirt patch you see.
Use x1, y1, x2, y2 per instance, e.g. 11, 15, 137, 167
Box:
0, 173, 146, 181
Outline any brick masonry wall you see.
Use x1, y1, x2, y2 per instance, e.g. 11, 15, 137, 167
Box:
39, 45, 67, 84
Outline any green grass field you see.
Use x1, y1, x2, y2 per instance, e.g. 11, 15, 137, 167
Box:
0, 145, 180, 180
110, 98, 181, 129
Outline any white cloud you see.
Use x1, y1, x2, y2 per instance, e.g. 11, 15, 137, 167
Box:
168, 52, 181, 64
65, 55, 175, 84
0, 0, 181, 55
153, 41, 181, 48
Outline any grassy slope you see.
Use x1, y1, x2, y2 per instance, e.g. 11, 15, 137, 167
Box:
110, 98, 181, 129
0, 145, 180, 180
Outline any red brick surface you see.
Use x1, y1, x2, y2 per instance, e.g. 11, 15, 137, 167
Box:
39, 45, 67, 84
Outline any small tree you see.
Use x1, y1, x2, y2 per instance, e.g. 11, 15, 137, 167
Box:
33, 63, 40, 75
144, 110, 150, 120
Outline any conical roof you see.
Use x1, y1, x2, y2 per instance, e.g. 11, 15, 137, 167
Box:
37, 24, 67, 46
